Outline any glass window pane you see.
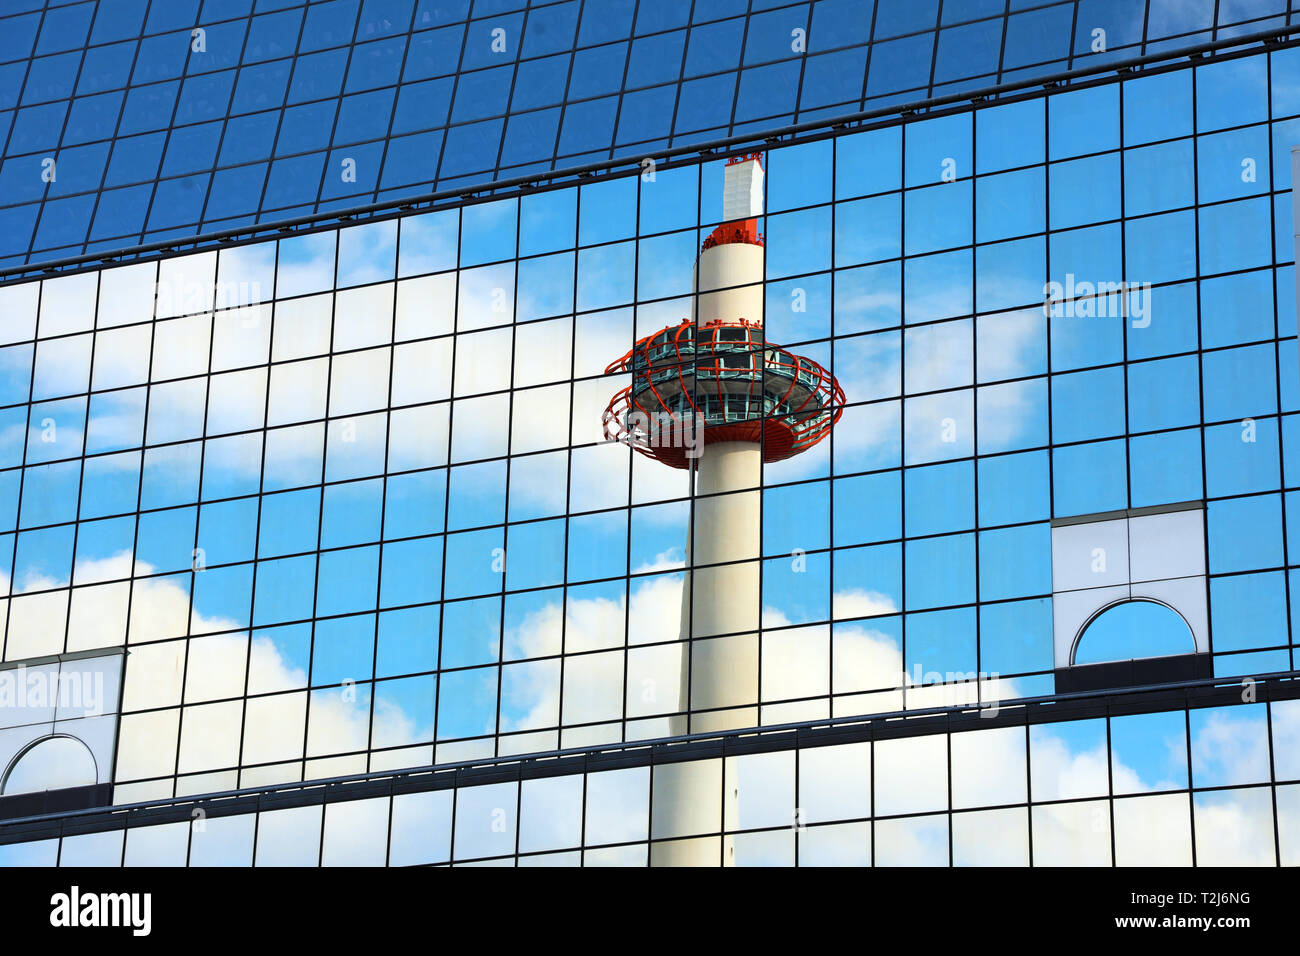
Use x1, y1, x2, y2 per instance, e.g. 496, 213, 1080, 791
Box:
389, 790, 453, 867
321, 796, 390, 866
1189, 704, 1270, 789
874, 814, 947, 866
1193, 788, 1276, 866
799, 742, 870, 825
952, 808, 1028, 866
651, 759, 721, 839
585, 767, 649, 847
453, 781, 517, 861
58, 829, 124, 867
951, 726, 1026, 809
1110, 711, 1188, 795
1276, 784, 1300, 867
725, 750, 794, 832
254, 805, 322, 866
0, 839, 59, 866
732, 829, 794, 867
874, 734, 946, 816
123, 821, 189, 866
583, 843, 647, 867
1030, 719, 1108, 802
1113, 793, 1193, 867
518, 774, 583, 854
798, 821, 870, 866
1031, 800, 1111, 866
189, 813, 256, 867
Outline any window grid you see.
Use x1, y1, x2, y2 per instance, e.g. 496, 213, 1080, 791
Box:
0, 40, 1292, 846
0, 685, 1294, 866
1, 1, 1297, 266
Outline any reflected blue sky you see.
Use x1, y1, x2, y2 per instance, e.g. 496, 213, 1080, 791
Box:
0, 0, 1295, 266
0, 38, 1292, 794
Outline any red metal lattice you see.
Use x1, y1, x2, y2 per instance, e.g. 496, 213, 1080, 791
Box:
602, 319, 845, 469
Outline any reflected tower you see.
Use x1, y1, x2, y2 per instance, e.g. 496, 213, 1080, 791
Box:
603, 154, 844, 864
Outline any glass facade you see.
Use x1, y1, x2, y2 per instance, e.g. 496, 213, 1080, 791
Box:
1, 0, 1296, 268
2, 684, 1298, 865
0, 0, 1297, 867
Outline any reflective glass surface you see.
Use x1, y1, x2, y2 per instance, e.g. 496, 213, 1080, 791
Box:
0, 692, 1289, 865
0, 17, 1296, 868
0, 0, 1295, 267
0, 50, 1297, 804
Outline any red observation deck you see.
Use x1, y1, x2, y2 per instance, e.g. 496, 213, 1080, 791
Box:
598, 300, 842, 468
603, 154, 844, 469
602, 316, 845, 469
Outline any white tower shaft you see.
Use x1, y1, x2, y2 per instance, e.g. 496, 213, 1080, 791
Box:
653, 156, 765, 866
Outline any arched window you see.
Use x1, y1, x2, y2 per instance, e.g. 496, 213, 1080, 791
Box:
1072, 600, 1197, 666
2, 735, 97, 796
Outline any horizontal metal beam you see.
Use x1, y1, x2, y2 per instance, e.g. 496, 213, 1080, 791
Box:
1, 665, 1297, 839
